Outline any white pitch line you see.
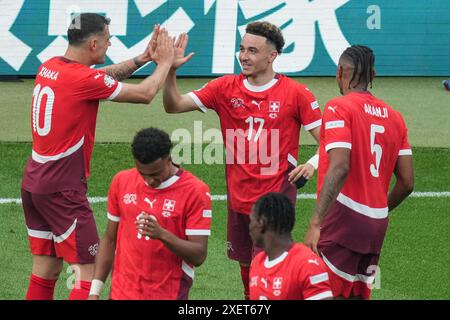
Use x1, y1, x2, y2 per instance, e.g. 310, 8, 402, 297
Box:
1, 192, 450, 205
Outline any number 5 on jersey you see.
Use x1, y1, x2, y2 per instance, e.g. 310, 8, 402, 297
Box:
370, 124, 385, 178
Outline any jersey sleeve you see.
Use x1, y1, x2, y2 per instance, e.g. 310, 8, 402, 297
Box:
75, 69, 123, 101
107, 173, 121, 222
397, 113, 412, 156
299, 259, 333, 300
187, 77, 224, 113
322, 100, 352, 152
296, 85, 322, 131
184, 184, 212, 237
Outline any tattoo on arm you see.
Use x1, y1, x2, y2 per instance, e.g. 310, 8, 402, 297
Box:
133, 57, 145, 69
101, 57, 145, 81
315, 170, 347, 222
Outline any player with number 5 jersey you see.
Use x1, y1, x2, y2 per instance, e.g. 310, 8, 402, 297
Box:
304, 45, 414, 300
21, 13, 175, 300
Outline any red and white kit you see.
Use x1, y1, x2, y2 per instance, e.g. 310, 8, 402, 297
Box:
317, 91, 412, 299
22, 56, 122, 263
250, 243, 333, 300
107, 168, 212, 300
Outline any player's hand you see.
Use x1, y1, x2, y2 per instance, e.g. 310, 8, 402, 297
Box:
304, 218, 321, 255
288, 163, 314, 184
136, 24, 160, 64
135, 214, 164, 240
172, 33, 194, 70
88, 295, 99, 300
152, 28, 174, 66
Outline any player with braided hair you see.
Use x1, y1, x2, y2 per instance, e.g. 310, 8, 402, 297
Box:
304, 45, 414, 299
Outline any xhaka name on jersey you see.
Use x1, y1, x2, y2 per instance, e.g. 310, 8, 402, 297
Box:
38, 66, 59, 81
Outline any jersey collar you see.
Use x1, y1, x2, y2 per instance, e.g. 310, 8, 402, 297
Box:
243, 77, 279, 92
154, 175, 180, 189
144, 168, 183, 190
264, 251, 289, 268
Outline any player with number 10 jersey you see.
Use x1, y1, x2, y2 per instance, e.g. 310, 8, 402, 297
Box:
22, 57, 122, 264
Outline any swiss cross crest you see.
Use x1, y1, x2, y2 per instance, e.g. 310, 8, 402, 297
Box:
123, 193, 137, 205
230, 97, 244, 108
163, 199, 176, 212
250, 276, 258, 287
273, 277, 283, 290
104, 75, 116, 88
269, 101, 280, 113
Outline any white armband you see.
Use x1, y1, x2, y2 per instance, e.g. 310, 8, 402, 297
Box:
306, 154, 319, 170
89, 279, 104, 296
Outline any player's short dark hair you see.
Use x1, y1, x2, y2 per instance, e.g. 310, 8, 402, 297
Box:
246, 21, 285, 54
253, 193, 295, 235
132, 128, 172, 164
67, 13, 110, 46
341, 45, 375, 89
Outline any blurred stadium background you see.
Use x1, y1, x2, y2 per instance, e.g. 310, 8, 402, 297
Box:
0, 1, 449, 299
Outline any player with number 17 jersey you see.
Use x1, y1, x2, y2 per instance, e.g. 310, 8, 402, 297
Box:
189, 74, 322, 214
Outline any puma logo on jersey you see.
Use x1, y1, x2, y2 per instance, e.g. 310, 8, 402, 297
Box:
260, 277, 268, 289
328, 106, 337, 113
94, 73, 103, 80
308, 259, 320, 266
251, 100, 263, 110
144, 197, 156, 209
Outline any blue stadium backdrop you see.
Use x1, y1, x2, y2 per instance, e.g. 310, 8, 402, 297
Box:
0, 0, 449, 76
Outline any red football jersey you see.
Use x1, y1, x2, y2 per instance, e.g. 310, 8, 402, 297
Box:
317, 92, 412, 253
22, 57, 122, 193
189, 74, 322, 214
107, 168, 212, 300
249, 243, 333, 300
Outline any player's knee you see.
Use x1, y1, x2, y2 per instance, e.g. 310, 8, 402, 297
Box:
71, 263, 95, 282
32, 255, 63, 280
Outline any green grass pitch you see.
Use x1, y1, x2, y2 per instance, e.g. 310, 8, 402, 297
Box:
0, 77, 449, 300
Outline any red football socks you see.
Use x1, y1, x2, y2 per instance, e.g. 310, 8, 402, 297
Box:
240, 265, 250, 300
68, 280, 92, 300
26, 274, 57, 300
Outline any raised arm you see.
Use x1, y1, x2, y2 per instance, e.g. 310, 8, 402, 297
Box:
111, 28, 174, 104
163, 33, 201, 113
88, 220, 119, 300
99, 25, 160, 81
388, 155, 414, 211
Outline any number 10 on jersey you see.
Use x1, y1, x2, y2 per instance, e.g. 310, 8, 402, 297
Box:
32, 84, 55, 137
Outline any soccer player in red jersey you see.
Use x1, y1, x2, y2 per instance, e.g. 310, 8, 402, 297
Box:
21, 13, 175, 300
88, 128, 211, 300
163, 21, 322, 299
249, 193, 332, 300
304, 45, 414, 299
